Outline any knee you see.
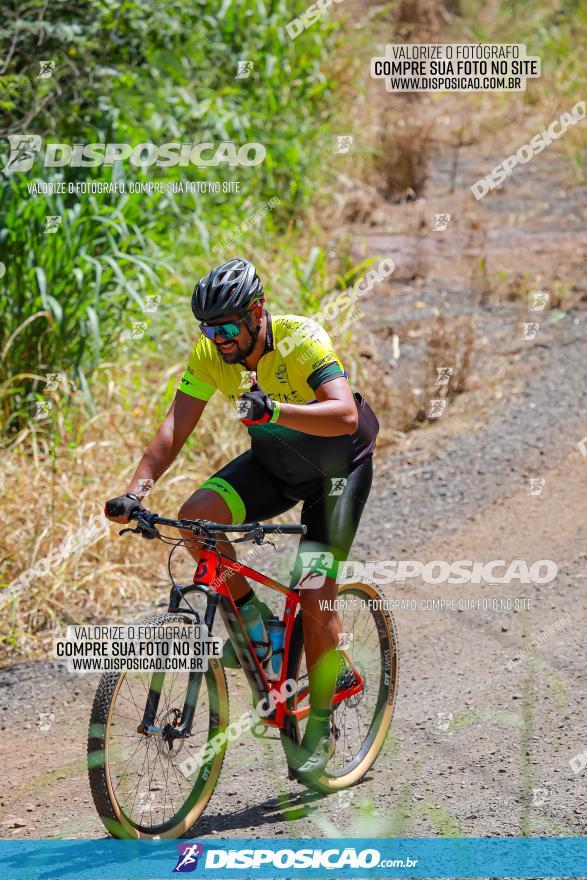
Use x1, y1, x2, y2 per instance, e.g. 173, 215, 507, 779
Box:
178, 501, 192, 520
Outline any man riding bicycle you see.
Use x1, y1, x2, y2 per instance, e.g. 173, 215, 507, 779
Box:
104, 257, 379, 781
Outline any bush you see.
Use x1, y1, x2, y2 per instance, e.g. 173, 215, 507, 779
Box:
0, 0, 345, 435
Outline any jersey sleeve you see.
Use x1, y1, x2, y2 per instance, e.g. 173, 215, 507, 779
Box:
178, 338, 217, 401
292, 319, 345, 390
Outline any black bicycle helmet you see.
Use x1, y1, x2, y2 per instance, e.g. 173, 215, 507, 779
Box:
191, 258, 263, 322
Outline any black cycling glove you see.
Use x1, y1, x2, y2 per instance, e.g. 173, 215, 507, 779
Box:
104, 493, 144, 519
237, 382, 280, 425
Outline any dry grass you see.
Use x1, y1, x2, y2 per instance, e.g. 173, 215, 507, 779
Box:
395, 0, 446, 27
377, 113, 432, 202
353, 313, 476, 439
0, 351, 251, 661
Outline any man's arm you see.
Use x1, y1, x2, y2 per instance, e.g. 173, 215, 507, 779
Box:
275, 377, 358, 436
126, 390, 208, 498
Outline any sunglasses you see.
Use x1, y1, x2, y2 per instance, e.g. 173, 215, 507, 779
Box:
199, 318, 243, 340
199, 300, 262, 341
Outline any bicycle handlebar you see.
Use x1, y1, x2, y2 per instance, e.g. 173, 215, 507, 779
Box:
127, 508, 306, 538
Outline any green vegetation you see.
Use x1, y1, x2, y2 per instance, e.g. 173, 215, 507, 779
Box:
0, 0, 349, 436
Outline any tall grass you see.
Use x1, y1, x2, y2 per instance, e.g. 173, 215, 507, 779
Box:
0, 174, 171, 437
0, 0, 347, 435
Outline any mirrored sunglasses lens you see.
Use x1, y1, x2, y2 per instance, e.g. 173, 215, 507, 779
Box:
200, 321, 240, 339
200, 324, 217, 339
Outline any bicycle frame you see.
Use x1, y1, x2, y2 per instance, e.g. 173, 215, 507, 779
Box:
138, 539, 364, 738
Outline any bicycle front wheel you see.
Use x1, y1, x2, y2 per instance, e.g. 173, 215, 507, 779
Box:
282, 581, 399, 792
88, 613, 229, 838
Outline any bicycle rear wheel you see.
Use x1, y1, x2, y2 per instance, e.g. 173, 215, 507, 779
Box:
281, 581, 399, 793
88, 613, 229, 838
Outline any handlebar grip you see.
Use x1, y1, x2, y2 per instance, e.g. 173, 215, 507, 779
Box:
272, 525, 307, 535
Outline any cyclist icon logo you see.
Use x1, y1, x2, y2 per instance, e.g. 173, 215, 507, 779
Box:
3, 135, 42, 172
299, 551, 334, 590
173, 843, 204, 872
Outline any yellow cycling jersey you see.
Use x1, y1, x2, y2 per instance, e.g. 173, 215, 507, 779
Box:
179, 313, 346, 410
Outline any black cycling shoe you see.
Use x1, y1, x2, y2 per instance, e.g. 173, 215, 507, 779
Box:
293, 734, 336, 781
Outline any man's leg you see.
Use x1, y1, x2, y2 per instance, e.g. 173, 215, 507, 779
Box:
295, 457, 374, 769
178, 451, 295, 606
178, 488, 251, 601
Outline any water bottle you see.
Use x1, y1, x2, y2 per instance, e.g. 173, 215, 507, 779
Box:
240, 603, 270, 661
266, 617, 286, 681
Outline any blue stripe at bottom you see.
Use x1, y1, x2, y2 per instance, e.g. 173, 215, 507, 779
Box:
0, 838, 586, 879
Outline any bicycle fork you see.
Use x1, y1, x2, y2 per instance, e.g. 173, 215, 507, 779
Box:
136, 584, 221, 738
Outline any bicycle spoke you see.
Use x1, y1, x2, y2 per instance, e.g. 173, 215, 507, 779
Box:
103, 661, 213, 831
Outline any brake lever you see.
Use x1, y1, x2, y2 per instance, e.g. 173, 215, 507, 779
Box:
118, 516, 159, 540
136, 516, 159, 540
119, 526, 138, 537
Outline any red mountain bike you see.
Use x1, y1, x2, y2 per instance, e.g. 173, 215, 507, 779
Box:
88, 509, 399, 839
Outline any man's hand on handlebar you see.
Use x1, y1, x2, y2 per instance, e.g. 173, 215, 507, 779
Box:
104, 493, 146, 524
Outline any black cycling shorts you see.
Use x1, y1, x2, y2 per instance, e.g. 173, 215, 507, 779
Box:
199, 451, 373, 587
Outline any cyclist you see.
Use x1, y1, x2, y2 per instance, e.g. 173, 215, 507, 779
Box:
104, 257, 379, 781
